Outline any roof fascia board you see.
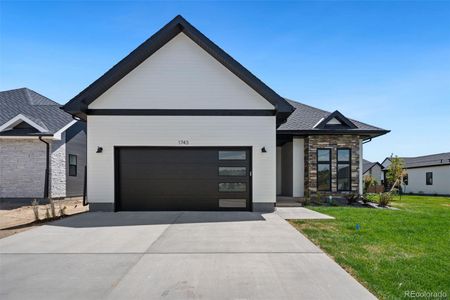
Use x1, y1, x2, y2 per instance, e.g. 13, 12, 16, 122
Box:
406, 163, 450, 169
0, 135, 54, 139
277, 129, 390, 136
0, 114, 48, 133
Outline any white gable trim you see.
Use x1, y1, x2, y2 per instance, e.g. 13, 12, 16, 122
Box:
53, 120, 77, 140
313, 118, 324, 129
0, 114, 48, 133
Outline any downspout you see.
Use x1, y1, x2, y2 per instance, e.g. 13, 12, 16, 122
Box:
38, 136, 50, 199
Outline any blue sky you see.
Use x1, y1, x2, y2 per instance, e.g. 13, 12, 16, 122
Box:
1, 1, 449, 162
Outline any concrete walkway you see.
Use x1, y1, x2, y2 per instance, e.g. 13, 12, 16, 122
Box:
276, 207, 335, 220
0, 211, 375, 300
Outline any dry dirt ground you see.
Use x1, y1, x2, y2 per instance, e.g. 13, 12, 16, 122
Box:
0, 198, 88, 239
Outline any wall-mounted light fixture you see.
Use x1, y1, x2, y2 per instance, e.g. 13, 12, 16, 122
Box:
261, 147, 267, 153
96, 146, 103, 153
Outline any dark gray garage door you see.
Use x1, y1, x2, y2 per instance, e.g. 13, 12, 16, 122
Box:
116, 147, 251, 211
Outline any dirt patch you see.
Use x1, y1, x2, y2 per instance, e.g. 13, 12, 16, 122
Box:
0, 198, 89, 239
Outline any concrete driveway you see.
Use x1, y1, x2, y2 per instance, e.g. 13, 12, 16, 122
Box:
0, 211, 376, 300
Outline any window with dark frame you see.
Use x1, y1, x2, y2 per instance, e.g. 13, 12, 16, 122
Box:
69, 154, 77, 177
403, 174, 408, 185
426, 172, 433, 185
337, 148, 351, 191
317, 149, 331, 191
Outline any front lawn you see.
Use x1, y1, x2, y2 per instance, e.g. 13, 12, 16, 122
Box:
290, 195, 450, 300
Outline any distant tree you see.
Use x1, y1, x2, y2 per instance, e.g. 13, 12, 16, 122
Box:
364, 175, 378, 192
386, 155, 406, 192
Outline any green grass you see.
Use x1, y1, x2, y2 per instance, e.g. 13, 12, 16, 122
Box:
290, 195, 450, 300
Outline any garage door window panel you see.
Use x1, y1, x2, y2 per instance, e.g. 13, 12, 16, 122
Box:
219, 182, 247, 192
218, 151, 246, 160
218, 167, 247, 176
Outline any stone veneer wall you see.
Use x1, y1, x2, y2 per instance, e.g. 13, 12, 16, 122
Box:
50, 133, 66, 198
305, 135, 361, 196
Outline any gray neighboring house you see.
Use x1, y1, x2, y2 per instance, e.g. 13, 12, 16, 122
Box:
62, 15, 389, 212
362, 159, 383, 184
382, 152, 450, 195
0, 88, 87, 200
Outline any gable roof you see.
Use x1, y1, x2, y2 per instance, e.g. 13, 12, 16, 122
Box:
277, 99, 389, 138
62, 15, 294, 121
0, 88, 74, 137
363, 159, 383, 174
314, 110, 357, 129
383, 152, 450, 169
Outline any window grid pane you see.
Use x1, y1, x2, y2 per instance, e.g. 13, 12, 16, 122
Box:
317, 149, 331, 162
69, 154, 77, 166
317, 164, 331, 191
337, 149, 350, 162
337, 164, 350, 191
69, 165, 77, 177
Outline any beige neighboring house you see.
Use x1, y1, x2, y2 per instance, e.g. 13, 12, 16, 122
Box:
382, 152, 450, 196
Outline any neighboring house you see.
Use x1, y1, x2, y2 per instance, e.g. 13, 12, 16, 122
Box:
62, 15, 388, 212
0, 88, 87, 200
362, 159, 383, 184
382, 153, 450, 195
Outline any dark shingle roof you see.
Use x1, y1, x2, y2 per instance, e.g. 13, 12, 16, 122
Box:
277, 99, 388, 137
0, 88, 73, 136
363, 159, 374, 173
386, 152, 450, 169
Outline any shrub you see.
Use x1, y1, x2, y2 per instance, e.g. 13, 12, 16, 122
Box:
302, 198, 310, 206
60, 206, 67, 216
49, 199, 56, 218
45, 206, 51, 219
344, 193, 358, 205
361, 193, 369, 204
31, 199, 39, 221
378, 192, 393, 207
364, 175, 378, 192
315, 191, 323, 204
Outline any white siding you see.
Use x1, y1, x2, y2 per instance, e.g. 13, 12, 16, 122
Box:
89, 33, 274, 110
404, 166, 450, 195
87, 115, 276, 204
